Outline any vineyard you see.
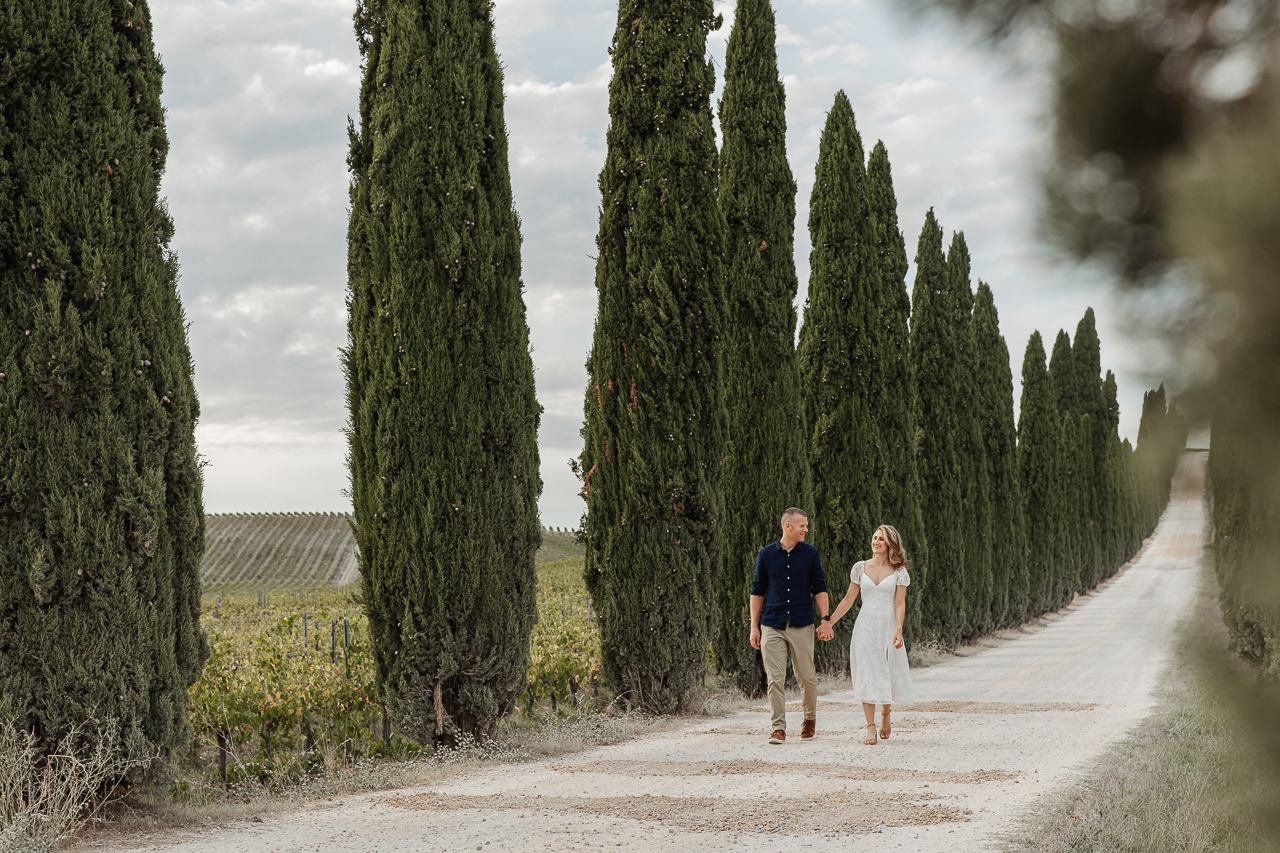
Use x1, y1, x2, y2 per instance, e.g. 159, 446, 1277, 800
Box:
190, 532, 596, 784
200, 514, 582, 592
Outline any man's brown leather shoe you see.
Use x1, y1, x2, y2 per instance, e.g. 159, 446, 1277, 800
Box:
800, 719, 816, 739
768, 729, 785, 744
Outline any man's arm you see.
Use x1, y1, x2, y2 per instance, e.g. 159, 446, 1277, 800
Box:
750, 548, 769, 649
811, 551, 833, 640
750, 594, 764, 650
814, 592, 832, 640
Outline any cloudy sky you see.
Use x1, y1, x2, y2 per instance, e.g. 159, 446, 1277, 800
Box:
152, 0, 1161, 528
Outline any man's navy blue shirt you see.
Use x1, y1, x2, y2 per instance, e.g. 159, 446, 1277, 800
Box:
751, 540, 828, 630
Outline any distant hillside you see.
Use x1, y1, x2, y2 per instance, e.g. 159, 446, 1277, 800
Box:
202, 513, 357, 592
200, 514, 584, 592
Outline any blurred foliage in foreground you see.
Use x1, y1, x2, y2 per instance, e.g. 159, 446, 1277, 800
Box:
912, 0, 1280, 840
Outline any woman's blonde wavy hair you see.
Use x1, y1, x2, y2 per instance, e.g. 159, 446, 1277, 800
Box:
876, 524, 909, 570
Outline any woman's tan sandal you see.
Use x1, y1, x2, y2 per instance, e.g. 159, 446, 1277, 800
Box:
880, 711, 891, 740
864, 724, 878, 745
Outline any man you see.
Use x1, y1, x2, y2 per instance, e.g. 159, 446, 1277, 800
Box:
749, 507, 832, 744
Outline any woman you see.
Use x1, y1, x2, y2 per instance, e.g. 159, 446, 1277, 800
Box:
827, 525, 915, 744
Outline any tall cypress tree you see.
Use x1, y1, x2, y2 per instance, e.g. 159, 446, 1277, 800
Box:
0, 0, 206, 760
1018, 332, 1061, 616
910, 211, 965, 644
972, 283, 1027, 627
945, 234, 992, 638
578, 0, 727, 712
1059, 412, 1084, 603
1072, 309, 1109, 580
1102, 371, 1135, 568
714, 0, 810, 696
1048, 329, 1076, 416
1047, 330, 1081, 598
346, 0, 543, 746
798, 91, 882, 670
866, 141, 928, 643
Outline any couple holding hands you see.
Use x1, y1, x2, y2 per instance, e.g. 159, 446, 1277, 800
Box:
748, 508, 915, 746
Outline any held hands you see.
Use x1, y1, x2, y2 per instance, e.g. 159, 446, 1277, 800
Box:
816, 621, 835, 642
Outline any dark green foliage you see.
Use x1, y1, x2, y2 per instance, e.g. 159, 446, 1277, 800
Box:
1018, 332, 1062, 616
345, 0, 542, 746
714, 0, 811, 696
798, 92, 883, 670
1134, 384, 1185, 536
945, 235, 993, 638
866, 142, 928, 643
1072, 310, 1110, 580
0, 0, 206, 761
909, 211, 965, 644
1058, 412, 1084, 604
577, 0, 727, 712
1048, 329, 1076, 416
972, 283, 1027, 626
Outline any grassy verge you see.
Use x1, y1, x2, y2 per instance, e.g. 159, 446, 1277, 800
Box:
1003, 552, 1280, 852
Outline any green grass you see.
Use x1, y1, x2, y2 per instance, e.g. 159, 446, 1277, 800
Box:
1005, 554, 1280, 852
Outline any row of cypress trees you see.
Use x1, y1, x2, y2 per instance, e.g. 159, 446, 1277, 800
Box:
578, 0, 1189, 706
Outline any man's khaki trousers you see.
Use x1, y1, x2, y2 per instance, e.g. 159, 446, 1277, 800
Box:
761, 623, 818, 732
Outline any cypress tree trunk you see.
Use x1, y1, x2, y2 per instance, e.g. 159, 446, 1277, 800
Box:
798, 91, 883, 671
866, 142, 929, 644
910, 211, 965, 645
1018, 332, 1062, 617
345, 0, 543, 746
578, 0, 727, 713
714, 0, 811, 696
0, 0, 206, 761
945, 235, 992, 638
972, 283, 1027, 627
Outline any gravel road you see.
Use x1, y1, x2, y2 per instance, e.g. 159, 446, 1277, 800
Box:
91, 453, 1207, 853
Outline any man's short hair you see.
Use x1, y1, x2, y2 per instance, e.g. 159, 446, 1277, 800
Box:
780, 507, 808, 526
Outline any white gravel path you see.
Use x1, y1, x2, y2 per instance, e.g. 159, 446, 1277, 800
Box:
89, 454, 1207, 853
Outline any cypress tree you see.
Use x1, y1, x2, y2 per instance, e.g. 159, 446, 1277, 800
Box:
972, 283, 1027, 627
0, 0, 206, 760
1048, 329, 1076, 417
910, 211, 965, 644
1018, 332, 1061, 616
866, 141, 928, 643
345, 0, 543, 746
1058, 412, 1084, 603
945, 234, 993, 638
578, 0, 727, 712
1046, 330, 1081, 599
1072, 310, 1110, 579
1102, 371, 1136, 568
798, 91, 882, 670
714, 0, 811, 696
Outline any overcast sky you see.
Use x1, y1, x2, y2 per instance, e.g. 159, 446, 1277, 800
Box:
152, 0, 1164, 528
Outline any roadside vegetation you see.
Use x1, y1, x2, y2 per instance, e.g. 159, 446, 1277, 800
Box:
1005, 554, 1280, 853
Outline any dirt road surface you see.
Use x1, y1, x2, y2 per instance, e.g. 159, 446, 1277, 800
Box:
93, 453, 1208, 852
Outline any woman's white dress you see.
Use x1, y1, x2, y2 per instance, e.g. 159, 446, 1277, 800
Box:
848, 561, 916, 704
